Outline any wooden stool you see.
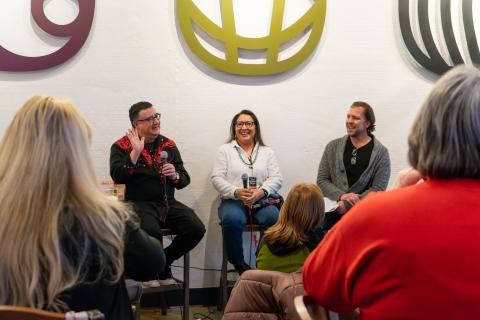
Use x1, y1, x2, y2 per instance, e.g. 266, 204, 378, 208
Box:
218, 224, 261, 311
141, 228, 190, 320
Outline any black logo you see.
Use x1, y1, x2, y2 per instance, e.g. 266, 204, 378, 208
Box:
398, 0, 480, 75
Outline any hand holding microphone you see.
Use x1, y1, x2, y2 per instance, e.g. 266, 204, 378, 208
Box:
160, 151, 177, 180
235, 174, 264, 206
234, 173, 253, 202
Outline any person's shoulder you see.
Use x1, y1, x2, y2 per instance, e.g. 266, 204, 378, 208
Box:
371, 135, 388, 151
112, 136, 130, 150
259, 145, 276, 154
323, 136, 345, 151
159, 135, 177, 148
217, 142, 234, 152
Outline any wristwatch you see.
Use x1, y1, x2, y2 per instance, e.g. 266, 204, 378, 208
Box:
173, 172, 180, 183
261, 188, 268, 198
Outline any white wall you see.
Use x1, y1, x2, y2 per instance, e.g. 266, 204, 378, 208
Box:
0, 0, 444, 287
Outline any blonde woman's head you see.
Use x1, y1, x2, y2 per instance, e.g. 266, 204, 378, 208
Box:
0, 96, 127, 310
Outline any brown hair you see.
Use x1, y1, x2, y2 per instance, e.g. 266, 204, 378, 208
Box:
351, 101, 376, 133
263, 183, 324, 248
129, 101, 153, 126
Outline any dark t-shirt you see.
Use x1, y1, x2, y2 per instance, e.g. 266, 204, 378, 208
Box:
343, 137, 374, 187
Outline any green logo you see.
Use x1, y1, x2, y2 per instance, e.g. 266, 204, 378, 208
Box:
177, 0, 327, 76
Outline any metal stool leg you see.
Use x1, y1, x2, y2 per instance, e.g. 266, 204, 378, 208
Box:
220, 235, 228, 311
183, 253, 190, 320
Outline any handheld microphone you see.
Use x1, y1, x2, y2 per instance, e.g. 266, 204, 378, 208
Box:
241, 173, 248, 189
160, 151, 168, 165
159, 150, 169, 220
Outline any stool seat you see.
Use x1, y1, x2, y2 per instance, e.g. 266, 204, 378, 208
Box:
219, 224, 261, 310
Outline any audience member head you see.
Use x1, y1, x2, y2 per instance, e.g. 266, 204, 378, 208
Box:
408, 66, 480, 179
0, 96, 128, 310
229, 109, 265, 146
264, 183, 324, 248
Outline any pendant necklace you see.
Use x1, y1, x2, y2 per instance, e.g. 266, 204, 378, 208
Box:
235, 144, 259, 170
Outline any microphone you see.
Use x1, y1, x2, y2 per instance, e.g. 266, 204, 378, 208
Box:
241, 173, 248, 189
159, 150, 169, 221
160, 151, 168, 165
159, 151, 169, 178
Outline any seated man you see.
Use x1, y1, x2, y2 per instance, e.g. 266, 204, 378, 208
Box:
317, 101, 390, 231
110, 101, 205, 284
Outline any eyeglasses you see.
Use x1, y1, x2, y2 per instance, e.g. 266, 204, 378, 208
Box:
351, 148, 357, 165
136, 113, 161, 123
235, 121, 255, 129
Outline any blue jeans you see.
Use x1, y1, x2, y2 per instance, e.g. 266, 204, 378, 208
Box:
219, 199, 279, 266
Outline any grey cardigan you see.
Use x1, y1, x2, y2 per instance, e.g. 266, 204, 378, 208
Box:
317, 135, 390, 201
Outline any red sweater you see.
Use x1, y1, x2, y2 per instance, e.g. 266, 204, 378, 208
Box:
303, 179, 480, 320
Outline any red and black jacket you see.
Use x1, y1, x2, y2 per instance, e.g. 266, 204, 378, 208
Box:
110, 134, 190, 203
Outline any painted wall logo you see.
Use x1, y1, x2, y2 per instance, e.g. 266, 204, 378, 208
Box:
177, 0, 327, 76
0, 0, 95, 72
398, 0, 479, 75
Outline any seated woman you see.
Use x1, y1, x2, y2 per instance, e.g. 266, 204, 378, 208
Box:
0, 96, 165, 320
211, 109, 283, 274
256, 183, 325, 272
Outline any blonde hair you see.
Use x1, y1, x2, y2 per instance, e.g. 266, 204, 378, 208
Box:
263, 183, 325, 248
0, 96, 128, 310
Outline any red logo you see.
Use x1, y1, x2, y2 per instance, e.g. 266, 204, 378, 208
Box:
0, 0, 95, 71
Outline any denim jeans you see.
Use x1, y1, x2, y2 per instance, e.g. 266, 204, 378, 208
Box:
219, 199, 279, 266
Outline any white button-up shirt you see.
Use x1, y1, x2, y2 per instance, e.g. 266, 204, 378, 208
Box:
211, 140, 283, 199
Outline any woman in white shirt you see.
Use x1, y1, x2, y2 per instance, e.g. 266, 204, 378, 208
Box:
211, 109, 283, 274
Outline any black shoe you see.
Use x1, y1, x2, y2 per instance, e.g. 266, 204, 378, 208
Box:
234, 261, 251, 275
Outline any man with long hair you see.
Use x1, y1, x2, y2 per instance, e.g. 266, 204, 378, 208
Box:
317, 101, 390, 231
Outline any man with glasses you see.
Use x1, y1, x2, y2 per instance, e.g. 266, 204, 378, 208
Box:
316, 101, 390, 232
110, 101, 205, 285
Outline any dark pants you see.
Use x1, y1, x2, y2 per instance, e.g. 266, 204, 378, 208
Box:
321, 210, 344, 233
124, 227, 166, 281
134, 200, 206, 267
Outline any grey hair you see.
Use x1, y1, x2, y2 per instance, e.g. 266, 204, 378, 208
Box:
408, 66, 480, 179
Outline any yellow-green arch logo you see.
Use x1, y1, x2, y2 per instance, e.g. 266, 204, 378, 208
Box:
177, 0, 327, 76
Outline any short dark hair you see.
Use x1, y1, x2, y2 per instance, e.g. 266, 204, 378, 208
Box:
228, 109, 265, 146
408, 66, 480, 179
351, 101, 376, 133
129, 101, 153, 126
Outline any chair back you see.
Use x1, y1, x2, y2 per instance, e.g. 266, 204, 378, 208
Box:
0, 306, 104, 320
294, 295, 329, 320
